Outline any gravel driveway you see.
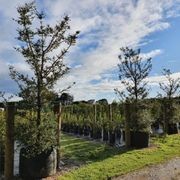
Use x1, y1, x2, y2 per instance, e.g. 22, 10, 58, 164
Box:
114, 157, 180, 180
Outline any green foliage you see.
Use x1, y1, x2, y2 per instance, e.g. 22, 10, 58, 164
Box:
126, 101, 154, 132
115, 47, 153, 133
115, 47, 152, 100
0, 111, 5, 145
59, 134, 180, 180
62, 104, 94, 127
10, 1, 79, 122
62, 103, 124, 131
15, 111, 57, 158
173, 102, 180, 123
136, 108, 153, 132
159, 69, 180, 99
9, 1, 79, 157
158, 69, 180, 134
150, 99, 161, 122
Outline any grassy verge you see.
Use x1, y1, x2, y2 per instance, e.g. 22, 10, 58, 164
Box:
60, 134, 180, 180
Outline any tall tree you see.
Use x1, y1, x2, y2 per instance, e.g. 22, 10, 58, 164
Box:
115, 47, 152, 101
9, 2, 79, 126
158, 69, 180, 134
159, 69, 180, 99
115, 47, 152, 147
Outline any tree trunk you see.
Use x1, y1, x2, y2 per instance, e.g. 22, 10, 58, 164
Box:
163, 100, 169, 135
37, 77, 41, 126
5, 102, 15, 180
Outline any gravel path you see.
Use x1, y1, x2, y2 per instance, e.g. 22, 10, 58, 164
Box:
114, 157, 180, 180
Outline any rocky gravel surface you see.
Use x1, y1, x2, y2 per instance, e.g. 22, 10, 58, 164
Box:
114, 157, 180, 180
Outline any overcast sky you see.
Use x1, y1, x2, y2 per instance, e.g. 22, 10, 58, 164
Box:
0, 0, 180, 102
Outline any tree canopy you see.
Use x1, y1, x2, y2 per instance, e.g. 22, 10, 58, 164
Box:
10, 2, 79, 124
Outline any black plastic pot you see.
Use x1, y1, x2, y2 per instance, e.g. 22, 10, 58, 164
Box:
19, 147, 57, 179
109, 131, 115, 146
74, 125, 79, 134
130, 131, 149, 148
103, 129, 109, 141
0, 146, 4, 173
93, 128, 102, 139
116, 129, 121, 139
65, 124, 70, 133
69, 124, 74, 133
168, 123, 178, 135
78, 126, 84, 135
84, 126, 90, 136
90, 128, 93, 138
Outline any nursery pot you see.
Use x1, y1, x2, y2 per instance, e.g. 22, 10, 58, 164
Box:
168, 123, 178, 135
74, 125, 79, 134
78, 126, 84, 135
0, 145, 4, 173
109, 131, 115, 146
84, 126, 90, 136
103, 129, 109, 141
93, 128, 102, 139
69, 124, 74, 133
130, 131, 149, 148
19, 147, 57, 179
90, 128, 93, 138
65, 124, 70, 133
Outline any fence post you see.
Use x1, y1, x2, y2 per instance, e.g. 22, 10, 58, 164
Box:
125, 102, 131, 148
53, 102, 62, 169
5, 102, 15, 180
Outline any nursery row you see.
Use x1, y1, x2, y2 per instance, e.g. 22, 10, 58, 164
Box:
60, 103, 151, 148
61, 103, 124, 131
61, 123, 149, 148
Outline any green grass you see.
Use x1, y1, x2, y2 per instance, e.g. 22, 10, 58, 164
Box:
60, 134, 120, 164
60, 134, 180, 180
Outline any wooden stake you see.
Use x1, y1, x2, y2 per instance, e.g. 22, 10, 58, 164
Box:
5, 102, 15, 180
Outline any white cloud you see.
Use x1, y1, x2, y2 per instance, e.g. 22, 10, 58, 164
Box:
0, 0, 180, 101
141, 49, 163, 60
146, 72, 180, 86
48, 0, 180, 100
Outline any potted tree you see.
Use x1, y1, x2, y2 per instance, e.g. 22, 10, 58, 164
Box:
10, 2, 79, 178
115, 47, 153, 148
129, 101, 153, 148
16, 111, 57, 178
158, 69, 180, 135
